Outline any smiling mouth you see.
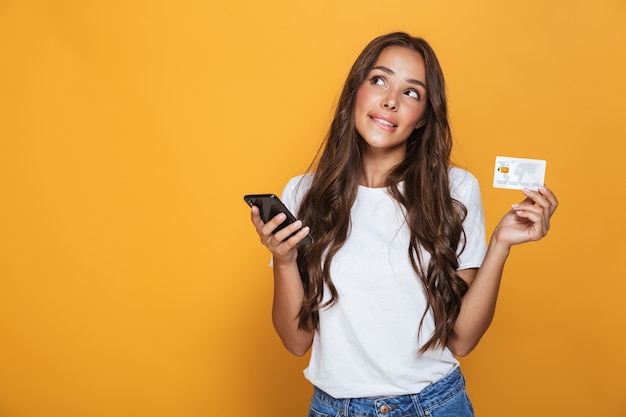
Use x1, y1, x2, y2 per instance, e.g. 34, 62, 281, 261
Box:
370, 116, 397, 128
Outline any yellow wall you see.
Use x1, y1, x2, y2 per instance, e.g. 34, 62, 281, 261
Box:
1, 1, 625, 415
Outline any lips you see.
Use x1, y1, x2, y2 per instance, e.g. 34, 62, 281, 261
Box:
369, 114, 398, 129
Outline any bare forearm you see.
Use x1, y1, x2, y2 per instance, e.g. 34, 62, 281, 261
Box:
272, 260, 314, 356
449, 187, 558, 356
249, 205, 315, 355
448, 239, 510, 356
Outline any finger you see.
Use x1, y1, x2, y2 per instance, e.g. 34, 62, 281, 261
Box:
260, 212, 287, 237
250, 205, 265, 229
513, 205, 548, 236
295, 226, 311, 242
280, 226, 311, 253
512, 203, 543, 220
268, 225, 311, 257
273, 219, 304, 242
265, 233, 283, 252
513, 196, 536, 209
521, 189, 550, 221
538, 186, 559, 215
522, 188, 550, 208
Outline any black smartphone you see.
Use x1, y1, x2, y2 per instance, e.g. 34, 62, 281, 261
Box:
243, 194, 314, 245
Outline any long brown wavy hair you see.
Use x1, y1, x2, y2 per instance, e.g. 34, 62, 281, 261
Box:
296, 32, 468, 352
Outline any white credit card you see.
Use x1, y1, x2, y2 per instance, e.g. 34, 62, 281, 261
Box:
493, 156, 547, 190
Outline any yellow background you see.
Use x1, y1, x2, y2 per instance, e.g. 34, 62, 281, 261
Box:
1, 0, 625, 415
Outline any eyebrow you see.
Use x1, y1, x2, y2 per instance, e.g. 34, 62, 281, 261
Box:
371, 65, 426, 89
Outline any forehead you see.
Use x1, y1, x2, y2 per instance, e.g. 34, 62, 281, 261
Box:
373, 45, 426, 81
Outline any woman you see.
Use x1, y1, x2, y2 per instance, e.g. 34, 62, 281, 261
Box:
249, 32, 557, 416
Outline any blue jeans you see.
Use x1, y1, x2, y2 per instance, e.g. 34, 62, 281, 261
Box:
307, 367, 474, 417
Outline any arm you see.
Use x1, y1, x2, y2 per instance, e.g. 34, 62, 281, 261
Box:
447, 186, 559, 356
250, 205, 314, 356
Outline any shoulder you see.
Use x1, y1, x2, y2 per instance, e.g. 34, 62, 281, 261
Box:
448, 166, 481, 203
282, 173, 314, 198
448, 166, 478, 186
284, 173, 314, 190
281, 173, 315, 214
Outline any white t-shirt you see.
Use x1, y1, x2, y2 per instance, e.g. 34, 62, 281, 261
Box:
281, 167, 487, 398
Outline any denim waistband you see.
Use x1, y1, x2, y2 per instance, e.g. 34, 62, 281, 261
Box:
312, 366, 466, 416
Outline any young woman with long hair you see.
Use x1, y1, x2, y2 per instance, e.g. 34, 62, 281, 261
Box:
249, 32, 558, 416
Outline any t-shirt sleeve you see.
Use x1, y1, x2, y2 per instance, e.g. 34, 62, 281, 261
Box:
451, 168, 487, 270
268, 174, 312, 267
280, 174, 312, 218
281, 177, 299, 216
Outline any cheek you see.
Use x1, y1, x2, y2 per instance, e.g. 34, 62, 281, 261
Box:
407, 105, 427, 127
355, 86, 375, 110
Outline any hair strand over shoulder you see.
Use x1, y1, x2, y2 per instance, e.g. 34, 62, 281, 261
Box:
296, 32, 469, 352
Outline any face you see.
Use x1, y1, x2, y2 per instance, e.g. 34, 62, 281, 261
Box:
354, 45, 428, 158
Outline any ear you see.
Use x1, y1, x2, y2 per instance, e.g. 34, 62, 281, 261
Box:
414, 119, 425, 130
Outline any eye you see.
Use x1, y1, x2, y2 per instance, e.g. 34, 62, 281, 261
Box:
370, 76, 386, 86
405, 89, 421, 100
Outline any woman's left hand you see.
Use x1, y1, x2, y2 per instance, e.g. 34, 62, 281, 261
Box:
492, 186, 559, 248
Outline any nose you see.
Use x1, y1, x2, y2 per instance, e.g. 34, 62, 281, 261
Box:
381, 91, 398, 111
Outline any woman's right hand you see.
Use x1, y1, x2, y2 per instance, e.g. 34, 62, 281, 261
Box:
250, 205, 311, 263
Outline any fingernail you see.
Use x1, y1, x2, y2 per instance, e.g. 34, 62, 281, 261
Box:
293, 220, 302, 228
512, 203, 520, 208
277, 213, 286, 221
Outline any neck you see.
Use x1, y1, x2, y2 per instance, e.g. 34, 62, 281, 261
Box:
360, 148, 404, 188
359, 172, 388, 188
